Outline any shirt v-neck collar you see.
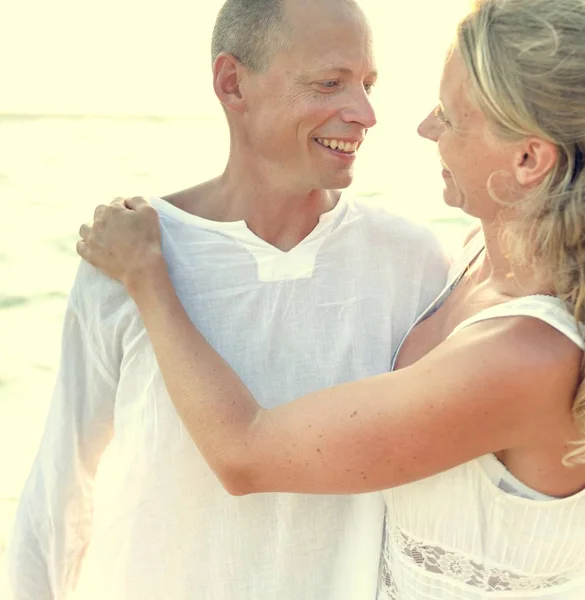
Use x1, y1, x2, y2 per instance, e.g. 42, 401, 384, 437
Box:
151, 194, 347, 252
151, 193, 350, 282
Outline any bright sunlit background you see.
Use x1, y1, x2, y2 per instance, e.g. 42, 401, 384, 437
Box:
0, 0, 469, 593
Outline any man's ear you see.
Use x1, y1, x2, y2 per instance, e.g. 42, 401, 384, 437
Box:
514, 137, 558, 187
213, 53, 248, 113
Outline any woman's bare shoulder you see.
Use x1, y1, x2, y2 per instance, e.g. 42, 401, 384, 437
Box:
447, 314, 582, 419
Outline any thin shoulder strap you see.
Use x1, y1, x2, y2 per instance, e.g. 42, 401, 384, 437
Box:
415, 232, 485, 323
390, 233, 486, 370
447, 231, 485, 284
450, 295, 585, 350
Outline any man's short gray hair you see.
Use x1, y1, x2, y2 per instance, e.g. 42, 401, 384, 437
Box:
211, 0, 291, 72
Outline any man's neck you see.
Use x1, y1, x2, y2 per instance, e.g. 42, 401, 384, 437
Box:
165, 169, 343, 252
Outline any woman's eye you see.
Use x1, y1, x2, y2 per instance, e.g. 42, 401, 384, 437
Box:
433, 105, 451, 125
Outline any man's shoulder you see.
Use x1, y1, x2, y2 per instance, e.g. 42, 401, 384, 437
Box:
69, 259, 135, 319
154, 179, 220, 222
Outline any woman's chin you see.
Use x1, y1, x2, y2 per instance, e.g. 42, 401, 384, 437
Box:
442, 188, 462, 209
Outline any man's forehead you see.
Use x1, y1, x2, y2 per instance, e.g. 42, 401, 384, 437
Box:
272, 0, 375, 74
284, 0, 370, 42
284, 0, 362, 23
278, 26, 376, 72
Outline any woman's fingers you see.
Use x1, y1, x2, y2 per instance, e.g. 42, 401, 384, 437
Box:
93, 204, 108, 221
76, 196, 161, 283
75, 239, 86, 257
124, 196, 149, 210
79, 222, 92, 240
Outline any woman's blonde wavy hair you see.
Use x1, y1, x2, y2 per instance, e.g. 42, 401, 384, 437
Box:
457, 0, 585, 465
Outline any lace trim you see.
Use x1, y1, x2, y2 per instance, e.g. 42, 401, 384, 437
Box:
378, 549, 398, 600
379, 525, 573, 596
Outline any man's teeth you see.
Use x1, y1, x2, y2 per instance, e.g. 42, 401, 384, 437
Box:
316, 138, 359, 153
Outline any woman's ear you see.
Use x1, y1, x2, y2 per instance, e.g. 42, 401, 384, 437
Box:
514, 137, 558, 187
212, 53, 247, 113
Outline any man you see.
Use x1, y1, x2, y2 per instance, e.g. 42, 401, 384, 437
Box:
7, 0, 448, 598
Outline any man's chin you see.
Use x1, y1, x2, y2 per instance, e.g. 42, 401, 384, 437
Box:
319, 172, 354, 191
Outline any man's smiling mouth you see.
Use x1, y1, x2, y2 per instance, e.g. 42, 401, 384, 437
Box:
315, 138, 360, 154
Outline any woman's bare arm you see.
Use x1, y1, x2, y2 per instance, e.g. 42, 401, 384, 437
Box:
77, 198, 579, 495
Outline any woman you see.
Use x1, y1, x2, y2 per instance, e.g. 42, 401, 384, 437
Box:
77, 0, 585, 597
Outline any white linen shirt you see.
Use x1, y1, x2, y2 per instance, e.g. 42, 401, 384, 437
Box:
7, 193, 449, 600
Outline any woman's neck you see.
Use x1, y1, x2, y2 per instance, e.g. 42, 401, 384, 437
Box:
477, 220, 553, 298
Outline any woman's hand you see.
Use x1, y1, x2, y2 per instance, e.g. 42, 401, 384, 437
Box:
77, 197, 165, 293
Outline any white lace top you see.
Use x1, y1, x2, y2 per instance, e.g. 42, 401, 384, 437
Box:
379, 237, 585, 599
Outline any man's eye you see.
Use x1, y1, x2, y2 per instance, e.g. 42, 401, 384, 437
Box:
364, 82, 376, 94
320, 80, 339, 88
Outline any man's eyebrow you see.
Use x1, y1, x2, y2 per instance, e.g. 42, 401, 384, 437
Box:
306, 66, 378, 78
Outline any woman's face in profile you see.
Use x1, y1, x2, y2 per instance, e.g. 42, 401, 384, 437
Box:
418, 48, 520, 221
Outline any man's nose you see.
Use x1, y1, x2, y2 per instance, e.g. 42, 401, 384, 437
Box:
340, 88, 377, 129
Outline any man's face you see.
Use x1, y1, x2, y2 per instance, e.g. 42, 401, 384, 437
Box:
240, 1, 378, 192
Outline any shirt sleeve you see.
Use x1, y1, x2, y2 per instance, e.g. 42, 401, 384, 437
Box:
6, 264, 122, 600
